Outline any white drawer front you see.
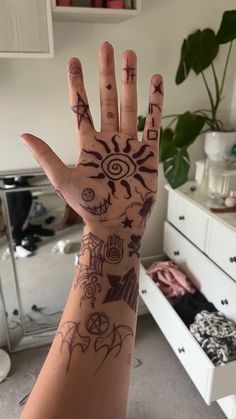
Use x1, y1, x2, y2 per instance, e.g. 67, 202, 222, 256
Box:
163, 222, 236, 323
167, 190, 208, 251
139, 263, 236, 404
207, 220, 236, 281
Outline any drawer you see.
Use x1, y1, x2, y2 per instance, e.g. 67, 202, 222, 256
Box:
139, 263, 236, 404
217, 395, 236, 419
207, 220, 236, 281
163, 222, 236, 323
167, 190, 208, 251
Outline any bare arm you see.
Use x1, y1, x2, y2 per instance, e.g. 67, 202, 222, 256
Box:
20, 42, 164, 419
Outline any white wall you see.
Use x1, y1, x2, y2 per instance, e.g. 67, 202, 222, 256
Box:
0, 0, 236, 346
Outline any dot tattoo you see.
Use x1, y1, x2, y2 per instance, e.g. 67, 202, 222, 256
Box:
106, 84, 112, 89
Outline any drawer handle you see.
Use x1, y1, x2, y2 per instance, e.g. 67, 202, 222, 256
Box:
174, 251, 180, 256
141, 289, 147, 294
178, 215, 185, 220
221, 298, 229, 305
229, 256, 236, 263
178, 347, 185, 354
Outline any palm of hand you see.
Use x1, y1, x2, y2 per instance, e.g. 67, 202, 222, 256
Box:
64, 131, 157, 229
21, 43, 163, 233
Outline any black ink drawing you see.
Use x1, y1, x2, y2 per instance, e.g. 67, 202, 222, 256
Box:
79, 135, 157, 197
103, 267, 139, 312
71, 92, 92, 129
152, 80, 163, 96
123, 59, 136, 83
122, 216, 133, 229
85, 312, 110, 336
104, 234, 123, 264
107, 112, 114, 119
80, 233, 104, 275
56, 321, 90, 373
148, 102, 161, 114
128, 234, 142, 257
147, 129, 158, 141
121, 189, 156, 227
68, 62, 83, 80
94, 324, 134, 373
152, 117, 155, 127
82, 188, 95, 202
74, 263, 102, 308
80, 193, 112, 216
106, 84, 112, 90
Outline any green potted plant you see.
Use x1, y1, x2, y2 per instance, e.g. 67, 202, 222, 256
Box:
138, 10, 236, 188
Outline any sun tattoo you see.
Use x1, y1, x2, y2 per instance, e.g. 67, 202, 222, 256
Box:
80, 135, 157, 199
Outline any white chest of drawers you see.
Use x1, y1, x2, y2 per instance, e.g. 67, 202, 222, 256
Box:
140, 181, 236, 419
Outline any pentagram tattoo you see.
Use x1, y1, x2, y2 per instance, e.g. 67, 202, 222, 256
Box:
104, 234, 123, 264
74, 263, 102, 309
103, 267, 139, 313
56, 321, 90, 373
82, 188, 95, 202
79, 135, 157, 198
85, 312, 110, 336
152, 80, 163, 95
128, 234, 142, 257
71, 92, 92, 129
123, 59, 136, 83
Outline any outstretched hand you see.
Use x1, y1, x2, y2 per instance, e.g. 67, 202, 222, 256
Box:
21, 43, 164, 233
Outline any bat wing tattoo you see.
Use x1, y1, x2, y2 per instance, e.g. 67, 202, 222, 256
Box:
94, 324, 134, 373
56, 321, 90, 373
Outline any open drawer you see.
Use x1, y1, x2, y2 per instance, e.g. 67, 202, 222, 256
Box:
140, 242, 236, 404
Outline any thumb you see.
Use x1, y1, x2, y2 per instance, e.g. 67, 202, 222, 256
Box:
21, 133, 70, 191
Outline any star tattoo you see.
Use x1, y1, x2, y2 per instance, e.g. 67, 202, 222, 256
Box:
71, 92, 93, 129
122, 217, 133, 229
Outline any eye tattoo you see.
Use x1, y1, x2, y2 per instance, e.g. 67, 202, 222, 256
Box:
82, 188, 95, 202
80, 136, 157, 198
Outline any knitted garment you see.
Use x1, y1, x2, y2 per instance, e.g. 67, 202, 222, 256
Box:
172, 291, 216, 328
146, 260, 196, 298
190, 310, 236, 366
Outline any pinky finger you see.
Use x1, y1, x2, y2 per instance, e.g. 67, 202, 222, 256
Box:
142, 74, 164, 146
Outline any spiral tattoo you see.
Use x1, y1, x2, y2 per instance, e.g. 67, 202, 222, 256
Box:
104, 234, 124, 264
101, 154, 136, 181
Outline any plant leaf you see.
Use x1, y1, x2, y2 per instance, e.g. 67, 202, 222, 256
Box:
216, 10, 236, 44
173, 112, 205, 147
163, 147, 190, 189
188, 29, 219, 74
159, 128, 175, 162
137, 115, 146, 132
175, 39, 192, 85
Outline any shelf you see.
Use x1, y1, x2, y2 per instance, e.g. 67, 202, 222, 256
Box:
51, 0, 141, 23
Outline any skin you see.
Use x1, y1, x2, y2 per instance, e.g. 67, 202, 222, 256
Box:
20, 42, 164, 419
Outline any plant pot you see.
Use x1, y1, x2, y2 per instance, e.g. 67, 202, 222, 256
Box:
106, 1, 124, 9
204, 131, 236, 161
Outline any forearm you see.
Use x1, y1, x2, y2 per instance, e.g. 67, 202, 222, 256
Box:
21, 225, 142, 419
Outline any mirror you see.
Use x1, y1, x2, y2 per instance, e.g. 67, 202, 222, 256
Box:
0, 173, 83, 350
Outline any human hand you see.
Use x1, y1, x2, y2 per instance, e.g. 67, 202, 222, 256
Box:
21, 43, 164, 234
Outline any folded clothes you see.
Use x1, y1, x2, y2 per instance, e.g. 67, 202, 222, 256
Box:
172, 290, 216, 328
146, 260, 196, 298
190, 310, 236, 366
